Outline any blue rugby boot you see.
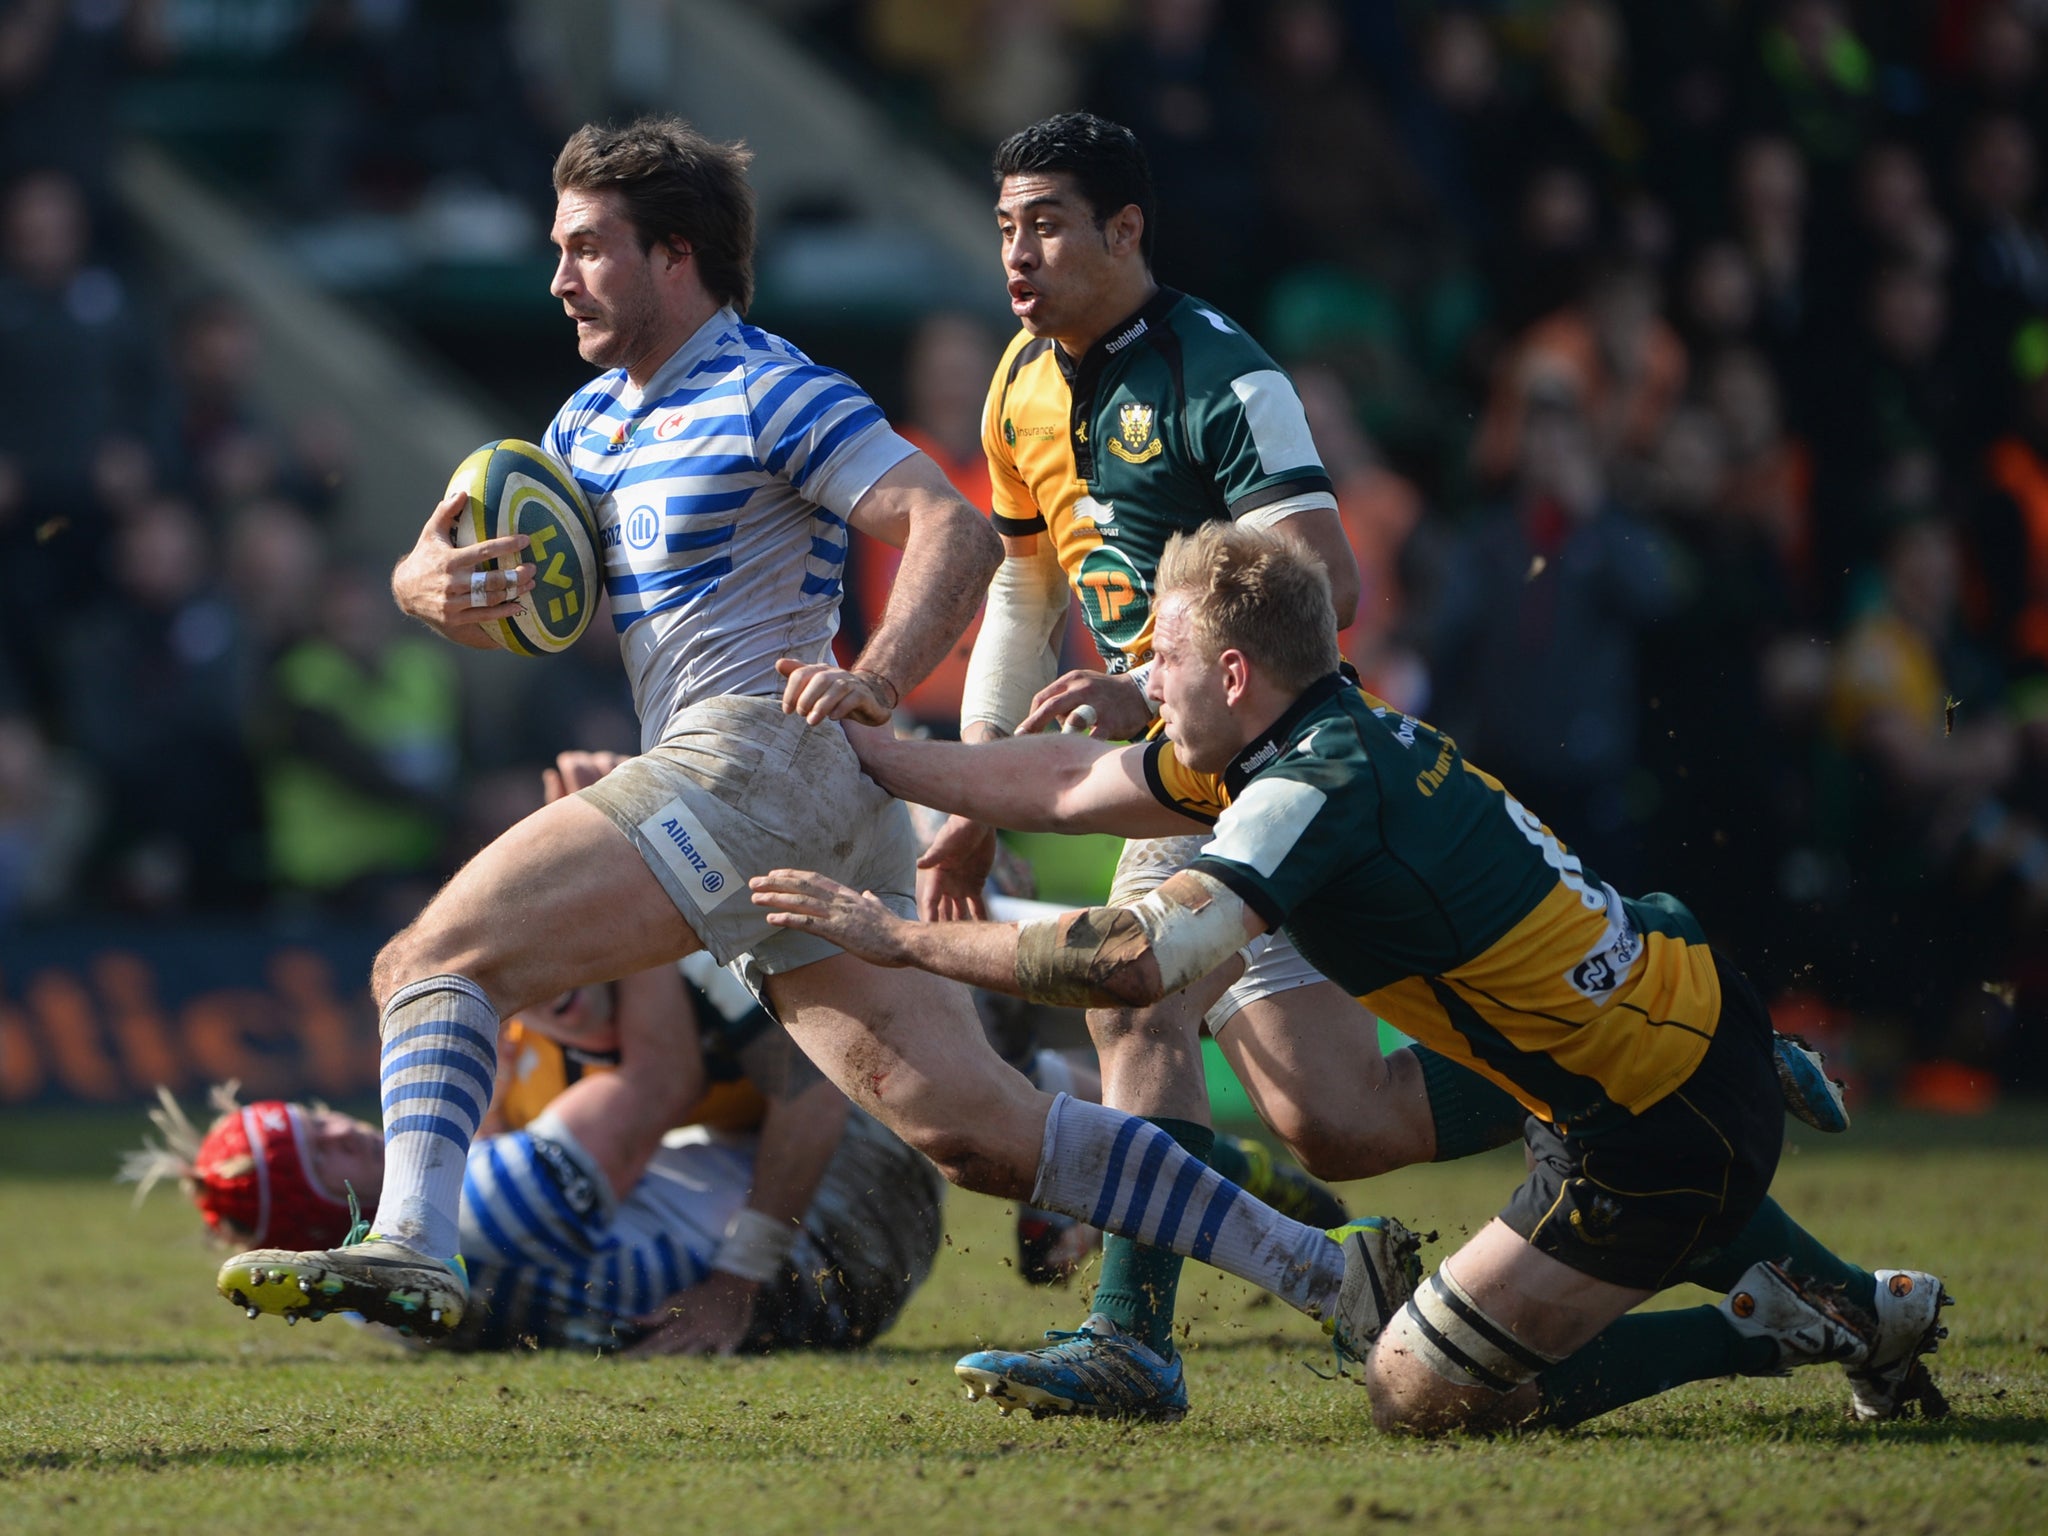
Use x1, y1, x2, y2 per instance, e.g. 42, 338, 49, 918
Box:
1775, 1032, 1851, 1133
956, 1313, 1188, 1422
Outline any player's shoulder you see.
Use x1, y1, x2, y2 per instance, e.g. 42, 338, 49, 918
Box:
1158, 292, 1288, 382
551, 369, 632, 451
991, 328, 1059, 404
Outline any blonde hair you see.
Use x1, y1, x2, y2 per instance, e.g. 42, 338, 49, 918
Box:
1155, 522, 1340, 691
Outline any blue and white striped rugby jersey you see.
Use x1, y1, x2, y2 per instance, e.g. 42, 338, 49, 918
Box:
457, 1111, 753, 1345
544, 306, 917, 749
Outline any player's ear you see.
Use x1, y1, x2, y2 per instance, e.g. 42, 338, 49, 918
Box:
1106, 204, 1143, 259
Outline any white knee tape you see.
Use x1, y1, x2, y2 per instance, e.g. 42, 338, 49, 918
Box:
1380, 1269, 1561, 1394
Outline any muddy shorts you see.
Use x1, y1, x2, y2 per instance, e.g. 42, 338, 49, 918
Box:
1499, 952, 1785, 1291
579, 695, 919, 989
1109, 834, 1331, 1031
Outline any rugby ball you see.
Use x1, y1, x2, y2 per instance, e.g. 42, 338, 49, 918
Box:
445, 439, 600, 657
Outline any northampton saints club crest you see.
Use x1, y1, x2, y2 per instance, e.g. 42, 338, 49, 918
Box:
1108, 400, 1163, 463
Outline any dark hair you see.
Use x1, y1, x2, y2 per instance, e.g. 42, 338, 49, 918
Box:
992, 113, 1156, 266
553, 117, 757, 313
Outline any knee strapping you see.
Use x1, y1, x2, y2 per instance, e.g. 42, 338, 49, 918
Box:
1380, 1269, 1563, 1393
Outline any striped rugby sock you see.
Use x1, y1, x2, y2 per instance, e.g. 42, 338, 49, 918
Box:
371, 975, 499, 1262
1030, 1094, 1345, 1322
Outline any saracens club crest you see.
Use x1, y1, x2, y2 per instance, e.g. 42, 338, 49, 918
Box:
1107, 400, 1163, 463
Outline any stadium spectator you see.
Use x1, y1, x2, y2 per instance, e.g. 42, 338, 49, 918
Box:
1293, 362, 1426, 714
251, 559, 460, 921
58, 494, 264, 911
0, 0, 167, 207
1975, 328, 2048, 708
1807, 263, 1961, 611
0, 707, 90, 919
1431, 374, 1679, 888
1255, 0, 1435, 277
0, 168, 167, 696
1729, 134, 1811, 381
1501, 0, 1644, 218
1081, 0, 1264, 316
1822, 515, 2046, 1061
1475, 256, 1689, 493
1948, 114, 2048, 437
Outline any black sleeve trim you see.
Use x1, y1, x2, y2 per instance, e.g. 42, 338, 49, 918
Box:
1193, 857, 1288, 932
991, 510, 1048, 535
1142, 739, 1218, 826
1227, 476, 1337, 518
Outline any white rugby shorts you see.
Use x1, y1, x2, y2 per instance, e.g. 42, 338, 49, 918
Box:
580, 695, 917, 988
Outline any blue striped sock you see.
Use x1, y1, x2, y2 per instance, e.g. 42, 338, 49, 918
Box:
1029, 1094, 1345, 1321
373, 974, 499, 1262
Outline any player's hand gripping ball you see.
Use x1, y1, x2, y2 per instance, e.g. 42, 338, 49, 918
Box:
446, 439, 601, 656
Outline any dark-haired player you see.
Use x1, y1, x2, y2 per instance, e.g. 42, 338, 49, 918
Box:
921, 112, 1847, 1422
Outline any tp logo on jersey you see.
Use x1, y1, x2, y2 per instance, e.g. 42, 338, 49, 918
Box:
639, 797, 742, 909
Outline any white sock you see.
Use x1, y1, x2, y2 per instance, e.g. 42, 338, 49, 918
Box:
372, 975, 498, 1261
1029, 1093, 1344, 1320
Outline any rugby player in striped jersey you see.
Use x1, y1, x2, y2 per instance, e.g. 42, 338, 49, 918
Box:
215, 117, 1429, 1370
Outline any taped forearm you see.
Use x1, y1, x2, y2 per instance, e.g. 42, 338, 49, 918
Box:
1013, 870, 1249, 1008
961, 543, 1069, 736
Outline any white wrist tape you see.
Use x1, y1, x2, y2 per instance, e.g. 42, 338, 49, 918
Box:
711, 1206, 798, 1284
962, 545, 1069, 736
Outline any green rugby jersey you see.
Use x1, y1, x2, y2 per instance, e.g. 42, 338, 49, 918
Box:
982, 287, 1333, 671
1141, 675, 1725, 1128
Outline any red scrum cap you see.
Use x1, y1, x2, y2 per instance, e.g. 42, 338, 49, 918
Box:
190, 1100, 355, 1250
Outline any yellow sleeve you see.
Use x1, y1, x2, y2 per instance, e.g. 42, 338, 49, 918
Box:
1140, 737, 1232, 824
983, 335, 1047, 534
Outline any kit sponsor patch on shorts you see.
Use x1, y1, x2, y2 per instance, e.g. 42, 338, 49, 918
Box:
638, 797, 743, 910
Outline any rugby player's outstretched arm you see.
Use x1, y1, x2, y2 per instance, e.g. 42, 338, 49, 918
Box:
848, 725, 1203, 839
751, 867, 1263, 1011
843, 452, 1002, 706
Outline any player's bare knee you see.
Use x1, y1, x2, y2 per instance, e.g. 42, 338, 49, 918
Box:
369, 932, 420, 1016
912, 1125, 1030, 1200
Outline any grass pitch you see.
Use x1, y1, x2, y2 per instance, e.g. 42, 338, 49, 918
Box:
4, 1108, 2046, 1535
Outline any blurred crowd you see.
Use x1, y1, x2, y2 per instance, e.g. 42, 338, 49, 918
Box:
836, 0, 2048, 1094
0, 0, 606, 928
0, 0, 2042, 1094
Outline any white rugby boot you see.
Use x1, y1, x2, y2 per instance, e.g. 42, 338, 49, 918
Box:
1847, 1269, 1953, 1421
1718, 1261, 1874, 1371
